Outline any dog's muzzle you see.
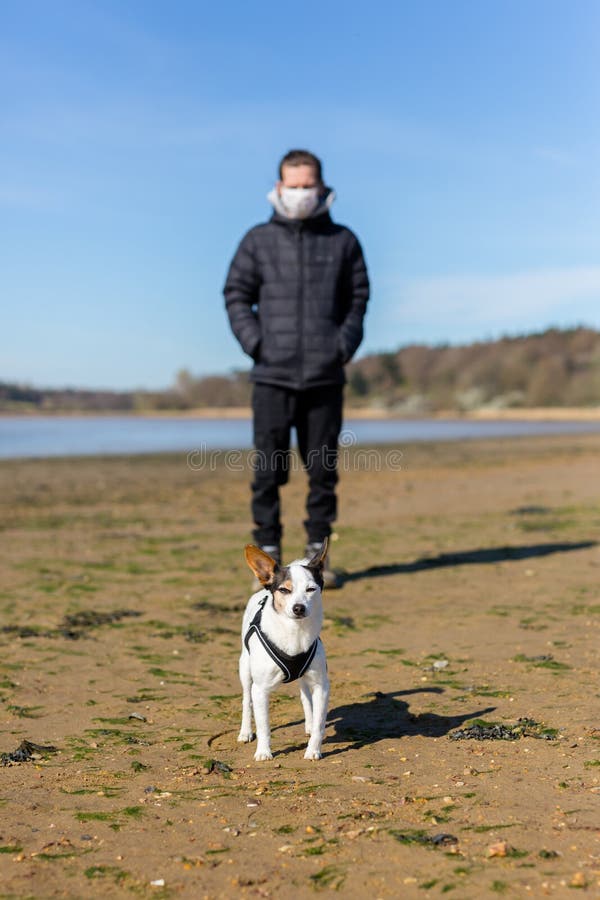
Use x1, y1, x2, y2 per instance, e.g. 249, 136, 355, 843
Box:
292, 603, 307, 618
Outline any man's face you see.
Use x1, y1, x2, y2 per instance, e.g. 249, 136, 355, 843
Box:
277, 164, 321, 193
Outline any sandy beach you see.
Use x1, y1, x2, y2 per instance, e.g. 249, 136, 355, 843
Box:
0, 433, 599, 898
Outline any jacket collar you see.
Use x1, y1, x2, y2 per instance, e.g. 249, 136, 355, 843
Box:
269, 210, 333, 232
267, 186, 336, 231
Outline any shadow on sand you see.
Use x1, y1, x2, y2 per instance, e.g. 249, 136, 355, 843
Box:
275, 689, 496, 758
341, 540, 597, 585
323, 689, 495, 756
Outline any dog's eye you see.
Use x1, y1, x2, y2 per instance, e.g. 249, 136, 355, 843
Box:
306, 586, 317, 593
278, 586, 291, 595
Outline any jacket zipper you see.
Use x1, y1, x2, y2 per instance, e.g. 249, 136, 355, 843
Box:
296, 228, 304, 389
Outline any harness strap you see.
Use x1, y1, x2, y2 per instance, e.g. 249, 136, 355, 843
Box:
244, 595, 319, 683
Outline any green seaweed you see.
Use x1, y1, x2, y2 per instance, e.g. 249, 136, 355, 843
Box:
389, 828, 430, 845
84, 865, 129, 883
310, 865, 346, 891
6, 705, 44, 718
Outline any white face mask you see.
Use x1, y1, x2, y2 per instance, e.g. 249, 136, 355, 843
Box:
279, 186, 320, 220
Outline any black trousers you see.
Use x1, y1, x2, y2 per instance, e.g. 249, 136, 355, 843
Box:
251, 383, 343, 546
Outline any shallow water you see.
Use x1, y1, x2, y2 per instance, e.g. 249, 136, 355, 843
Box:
2, 414, 600, 459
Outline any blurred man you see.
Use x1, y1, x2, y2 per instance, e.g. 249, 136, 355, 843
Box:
224, 149, 369, 587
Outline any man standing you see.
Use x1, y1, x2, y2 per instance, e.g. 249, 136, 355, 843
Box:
224, 149, 369, 587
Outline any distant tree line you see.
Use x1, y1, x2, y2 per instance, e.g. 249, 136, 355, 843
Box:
2, 328, 599, 414
346, 326, 600, 412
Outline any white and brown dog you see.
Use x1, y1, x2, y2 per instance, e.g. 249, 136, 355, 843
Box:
238, 540, 330, 761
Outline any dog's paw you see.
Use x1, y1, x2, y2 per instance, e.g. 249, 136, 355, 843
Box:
237, 730, 255, 743
254, 749, 273, 761
304, 749, 323, 761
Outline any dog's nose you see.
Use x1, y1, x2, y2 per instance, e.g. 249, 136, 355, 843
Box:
292, 603, 307, 618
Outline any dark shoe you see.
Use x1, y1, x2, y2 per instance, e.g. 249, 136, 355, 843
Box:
305, 542, 340, 590
251, 544, 280, 593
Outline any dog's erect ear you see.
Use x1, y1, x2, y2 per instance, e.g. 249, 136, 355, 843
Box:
245, 544, 278, 585
307, 536, 329, 571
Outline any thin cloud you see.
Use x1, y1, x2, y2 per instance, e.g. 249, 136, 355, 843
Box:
0, 183, 65, 211
532, 147, 580, 167
395, 266, 600, 336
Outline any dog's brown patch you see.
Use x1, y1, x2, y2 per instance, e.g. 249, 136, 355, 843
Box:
245, 545, 278, 585
272, 591, 286, 613
272, 577, 293, 613
268, 568, 290, 612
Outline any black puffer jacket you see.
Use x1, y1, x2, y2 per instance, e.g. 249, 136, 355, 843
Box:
224, 205, 369, 390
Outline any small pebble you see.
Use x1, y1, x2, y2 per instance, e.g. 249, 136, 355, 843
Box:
488, 840, 510, 857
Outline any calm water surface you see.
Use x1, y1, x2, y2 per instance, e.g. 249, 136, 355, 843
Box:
1, 415, 600, 460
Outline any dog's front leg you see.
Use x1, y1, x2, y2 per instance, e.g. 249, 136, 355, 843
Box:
251, 682, 273, 760
237, 651, 254, 743
300, 682, 313, 736
304, 676, 330, 760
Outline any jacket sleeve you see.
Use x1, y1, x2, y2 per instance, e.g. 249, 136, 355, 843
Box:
339, 234, 370, 363
223, 231, 262, 359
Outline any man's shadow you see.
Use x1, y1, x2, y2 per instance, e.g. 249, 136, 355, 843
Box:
341, 540, 597, 585
275, 689, 495, 757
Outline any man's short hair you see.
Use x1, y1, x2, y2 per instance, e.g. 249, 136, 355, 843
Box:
278, 149, 323, 182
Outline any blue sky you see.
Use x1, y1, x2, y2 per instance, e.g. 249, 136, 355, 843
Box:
2, 0, 599, 389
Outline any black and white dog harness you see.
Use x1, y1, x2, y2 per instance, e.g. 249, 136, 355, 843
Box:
244, 594, 319, 683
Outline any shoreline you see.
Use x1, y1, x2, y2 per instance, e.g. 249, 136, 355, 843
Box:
1, 405, 600, 421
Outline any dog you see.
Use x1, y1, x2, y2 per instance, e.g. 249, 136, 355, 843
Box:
238, 539, 330, 761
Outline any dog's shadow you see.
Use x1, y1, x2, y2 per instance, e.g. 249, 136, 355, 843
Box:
276, 688, 495, 757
